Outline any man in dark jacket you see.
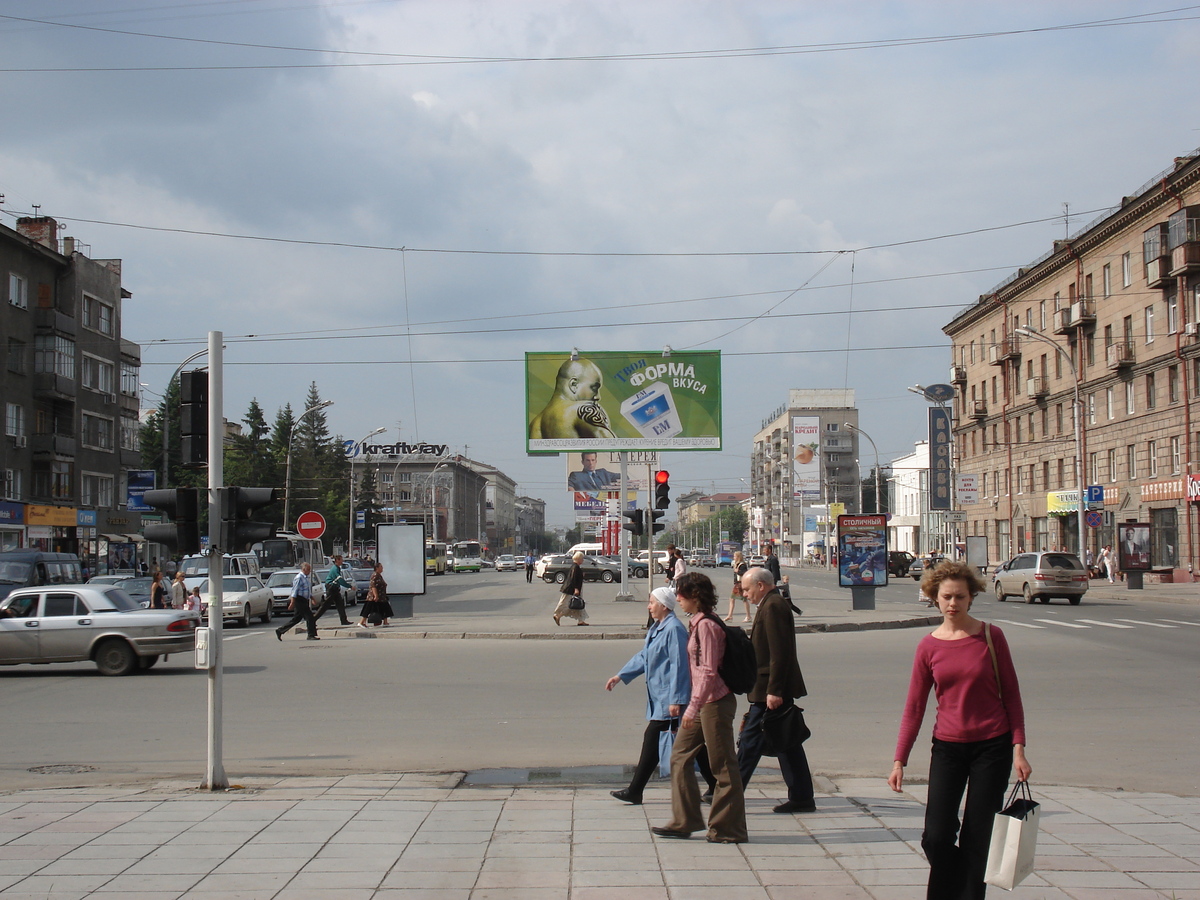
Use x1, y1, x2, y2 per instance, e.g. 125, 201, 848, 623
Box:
736, 566, 815, 813
763, 544, 782, 584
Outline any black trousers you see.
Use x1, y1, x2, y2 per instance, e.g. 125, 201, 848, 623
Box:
275, 597, 318, 638
922, 733, 1013, 900
626, 719, 716, 799
737, 701, 814, 804
525, 564, 534, 583
313, 585, 349, 625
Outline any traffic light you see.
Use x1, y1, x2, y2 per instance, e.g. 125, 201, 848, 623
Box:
217, 487, 280, 553
654, 470, 671, 509
650, 509, 666, 534
622, 509, 644, 536
180, 370, 208, 469
143, 487, 201, 555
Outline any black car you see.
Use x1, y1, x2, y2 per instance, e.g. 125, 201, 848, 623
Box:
887, 551, 915, 577
540, 555, 623, 585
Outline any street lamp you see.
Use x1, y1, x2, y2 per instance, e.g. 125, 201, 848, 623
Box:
425, 459, 452, 542
845, 423, 882, 514
347, 427, 387, 556
282, 400, 334, 531
1016, 326, 1087, 560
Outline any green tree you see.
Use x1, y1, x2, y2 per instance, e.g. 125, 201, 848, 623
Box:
356, 468, 385, 533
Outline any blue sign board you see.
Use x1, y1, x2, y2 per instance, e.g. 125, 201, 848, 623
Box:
126, 470, 157, 512
76, 509, 97, 526
1086, 485, 1104, 505
356, 510, 366, 526
928, 407, 952, 510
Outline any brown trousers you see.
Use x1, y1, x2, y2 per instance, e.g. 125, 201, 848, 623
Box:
665, 693, 747, 842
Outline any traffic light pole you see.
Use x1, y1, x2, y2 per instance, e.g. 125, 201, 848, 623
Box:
615, 453, 632, 601
204, 331, 228, 791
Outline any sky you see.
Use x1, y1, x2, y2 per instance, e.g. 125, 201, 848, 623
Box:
3, 0, 1200, 529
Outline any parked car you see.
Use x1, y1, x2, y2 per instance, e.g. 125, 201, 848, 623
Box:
993, 552, 1089, 605
494, 554, 518, 572
348, 568, 372, 602
540, 555, 623, 584
0, 584, 199, 675
265, 570, 326, 616
695, 554, 716, 568
634, 550, 671, 574
908, 555, 945, 581
747, 555, 767, 568
887, 551, 915, 578
533, 554, 556, 580
88, 574, 155, 608
0, 551, 84, 602
198, 576, 273, 626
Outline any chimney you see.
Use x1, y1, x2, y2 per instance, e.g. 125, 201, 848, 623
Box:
16, 216, 58, 250
62, 236, 76, 255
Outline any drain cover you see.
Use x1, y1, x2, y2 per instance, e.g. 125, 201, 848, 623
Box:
28, 765, 97, 775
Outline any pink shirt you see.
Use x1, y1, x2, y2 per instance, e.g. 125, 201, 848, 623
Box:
685, 615, 730, 720
894, 625, 1026, 766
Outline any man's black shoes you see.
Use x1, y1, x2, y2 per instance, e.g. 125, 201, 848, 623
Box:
772, 800, 816, 814
610, 789, 642, 805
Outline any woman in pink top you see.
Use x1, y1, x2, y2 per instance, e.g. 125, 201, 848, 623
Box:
888, 560, 1031, 899
652, 572, 747, 844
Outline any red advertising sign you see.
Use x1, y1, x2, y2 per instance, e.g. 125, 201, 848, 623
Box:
296, 511, 326, 540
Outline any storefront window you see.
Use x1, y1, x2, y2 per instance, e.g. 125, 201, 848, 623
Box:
1151, 508, 1178, 568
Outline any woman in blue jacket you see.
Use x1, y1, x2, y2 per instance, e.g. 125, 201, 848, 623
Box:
605, 586, 715, 804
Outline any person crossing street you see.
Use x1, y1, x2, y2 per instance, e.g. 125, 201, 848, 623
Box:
313, 554, 353, 626
275, 562, 319, 641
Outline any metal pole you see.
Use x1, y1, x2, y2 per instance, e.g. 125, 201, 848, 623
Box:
204, 331, 227, 791
347, 427, 386, 558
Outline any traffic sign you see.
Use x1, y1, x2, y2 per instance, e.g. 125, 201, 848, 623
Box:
944, 511, 967, 523
1086, 485, 1104, 505
1085, 510, 1104, 529
296, 510, 326, 539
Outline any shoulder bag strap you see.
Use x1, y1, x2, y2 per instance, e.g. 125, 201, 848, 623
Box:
984, 622, 1003, 699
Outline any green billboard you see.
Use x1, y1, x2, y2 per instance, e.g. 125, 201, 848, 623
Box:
525, 350, 722, 452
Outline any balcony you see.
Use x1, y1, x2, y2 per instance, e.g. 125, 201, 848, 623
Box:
1146, 255, 1173, 288
30, 433, 76, 458
1053, 307, 1074, 334
1106, 342, 1135, 370
950, 365, 967, 384
1070, 299, 1095, 327
32, 372, 77, 400
1168, 206, 1200, 276
33, 308, 77, 338
969, 399, 988, 419
1145, 222, 1171, 288
1026, 376, 1049, 399
1170, 241, 1200, 276
988, 335, 1021, 365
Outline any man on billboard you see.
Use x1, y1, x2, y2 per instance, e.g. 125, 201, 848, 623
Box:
528, 357, 616, 440
567, 452, 620, 491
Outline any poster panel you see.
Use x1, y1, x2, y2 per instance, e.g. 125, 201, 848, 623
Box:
526, 351, 721, 452
376, 523, 427, 595
564, 452, 651, 492
1116, 522, 1151, 571
791, 416, 821, 500
837, 514, 888, 587
126, 470, 156, 512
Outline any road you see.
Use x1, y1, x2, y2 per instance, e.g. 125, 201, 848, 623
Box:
2, 567, 1196, 795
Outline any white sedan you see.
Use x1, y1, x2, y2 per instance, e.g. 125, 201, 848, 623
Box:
266, 569, 326, 615
198, 576, 273, 627
494, 554, 518, 572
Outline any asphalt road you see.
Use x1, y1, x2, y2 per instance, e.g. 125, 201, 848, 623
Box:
2, 568, 1196, 796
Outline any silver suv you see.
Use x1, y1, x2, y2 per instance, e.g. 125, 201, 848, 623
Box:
993, 551, 1088, 605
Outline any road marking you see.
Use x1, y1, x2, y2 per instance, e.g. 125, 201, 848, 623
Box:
1159, 619, 1200, 627
1076, 618, 1135, 629
1034, 619, 1090, 628
223, 633, 254, 641
994, 619, 1045, 629
1115, 619, 1176, 628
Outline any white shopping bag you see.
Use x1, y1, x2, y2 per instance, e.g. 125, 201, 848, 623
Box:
984, 781, 1041, 890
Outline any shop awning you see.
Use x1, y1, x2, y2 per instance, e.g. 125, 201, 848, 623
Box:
100, 533, 128, 542
125, 534, 146, 543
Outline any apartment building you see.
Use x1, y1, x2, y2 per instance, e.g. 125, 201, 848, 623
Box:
945, 150, 1200, 577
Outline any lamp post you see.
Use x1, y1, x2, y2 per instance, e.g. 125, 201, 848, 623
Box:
1016, 326, 1087, 560
845, 423, 882, 514
161, 347, 210, 489
424, 459, 452, 542
347, 427, 387, 557
282, 400, 334, 531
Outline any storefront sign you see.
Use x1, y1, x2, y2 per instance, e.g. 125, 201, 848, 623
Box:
0, 501, 25, 525
344, 441, 449, 459
1140, 476, 1196, 503
27, 505, 78, 527
957, 474, 979, 505
928, 408, 952, 510
77, 510, 97, 527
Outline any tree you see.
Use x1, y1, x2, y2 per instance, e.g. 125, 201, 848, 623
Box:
356, 468, 385, 534
860, 467, 891, 515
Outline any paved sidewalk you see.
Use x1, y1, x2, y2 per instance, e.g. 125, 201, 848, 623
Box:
1, 772, 1197, 899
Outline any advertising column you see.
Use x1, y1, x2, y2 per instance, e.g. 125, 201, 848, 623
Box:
837, 513, 888, 610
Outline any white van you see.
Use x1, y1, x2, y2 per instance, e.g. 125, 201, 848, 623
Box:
180, 553, 261, 591
566, 543, 605, 558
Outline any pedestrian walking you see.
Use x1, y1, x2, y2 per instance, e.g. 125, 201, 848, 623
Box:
524, 551, 536, 583
606, 586, 716, 805
358, 563, 392, 627
724, 550, 751, 623
149, 571, 167, 609
763, 543, 782, 585
275, 562, 319, 641
671, 548, 688, 587
553, 551, 589, 626
888, 560, 1031, 900
314, 554, 353, 625
1100, 545, 1116, 583
736, 566, 816, 813
652, 572, 747, 844
169, 571, 188, 609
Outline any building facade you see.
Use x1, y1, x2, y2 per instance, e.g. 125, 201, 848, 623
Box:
459, 458, 517, 554
360, 453, 488, 546
887, 441, 929, 556
750, 389, 860, 554
945, 149, 1200, 577
2, 217, 142, 570
515, 495, 547, 552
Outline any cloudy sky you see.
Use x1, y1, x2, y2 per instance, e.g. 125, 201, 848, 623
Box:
3, 1, 1199, 528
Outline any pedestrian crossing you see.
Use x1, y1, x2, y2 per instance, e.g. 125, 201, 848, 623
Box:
993, 616, 1199, 632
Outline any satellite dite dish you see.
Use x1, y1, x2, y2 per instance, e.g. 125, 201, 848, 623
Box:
922, 384, 956, 403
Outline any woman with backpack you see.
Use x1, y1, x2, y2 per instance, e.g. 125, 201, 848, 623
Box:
651, 572, 747, 844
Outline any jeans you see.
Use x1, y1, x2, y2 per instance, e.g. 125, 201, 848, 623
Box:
923, 733, 1013, 900
737, 702, 814, 804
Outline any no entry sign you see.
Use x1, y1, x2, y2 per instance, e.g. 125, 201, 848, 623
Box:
296, 510, 326, 540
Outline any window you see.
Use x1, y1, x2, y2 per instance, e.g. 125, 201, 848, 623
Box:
1122, 251, 1132, 287
7, 339, 25, 374
1055, 351, 1062, 380
1089, 452, 1098, 485
1172, 436, 1182, 474
80, 355, 115, 394
1039, 301, 1046, 330
1042, 461, 1050, 491
1127, 445, 1137, 480
119, 416, 139, 453
1148, 441, 1158, 478
1169, 365, 1180, 403
3, 469, 23, 501
80, 413, 114, 452
1107, 449, 1117, 483
1057, 458, 1065, 490
981, 472, 988, 497
1106, 387, 1114, 420
1102, 263, 1111, 298
81, 294, 114, 336
32, 460, 72, 501
33, 335, 74, 379
1055, 403, 1063, 434
81, 473, 114, 508
991, 376, 998, 404
120, 361, 138, 396
1167, 291, 1179, 335
1014, 418, 1022, 444
1145, 306, 1155, 344
8, 273, 28, 309
1126, 381, 1136, 415
1085, 333, 1095, 367
1146, 372, 1157, 410
1088, 393, 1096, 425
5, 403, 25, 438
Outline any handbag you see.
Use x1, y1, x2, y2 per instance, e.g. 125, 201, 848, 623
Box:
567, 593, 585, 610
657, 719, 679, 778
984, 780, 1041, 890
762, 704, 812, 756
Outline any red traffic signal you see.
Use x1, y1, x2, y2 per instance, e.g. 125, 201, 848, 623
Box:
654, 470, 671, 509
655, 470, 670, 484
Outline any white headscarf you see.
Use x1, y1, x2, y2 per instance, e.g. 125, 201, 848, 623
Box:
650, 586, 677, 611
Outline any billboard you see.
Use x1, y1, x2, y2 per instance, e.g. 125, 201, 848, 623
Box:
837, 514, 888, 587
1117, 522, 1151, 571
126, 470, 156, 512
791, 416, 821, 500
526, 351, 721, 452
564, 452, 653, 492
574, 491, 636, 522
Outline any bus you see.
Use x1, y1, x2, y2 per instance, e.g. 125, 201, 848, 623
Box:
451, 540, 482, 573
716, 541, 742, 567
425, 541, 447, 576
253, 532, 325, 577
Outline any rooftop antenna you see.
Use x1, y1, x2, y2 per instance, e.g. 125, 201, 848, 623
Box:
32, 203, 40, 216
